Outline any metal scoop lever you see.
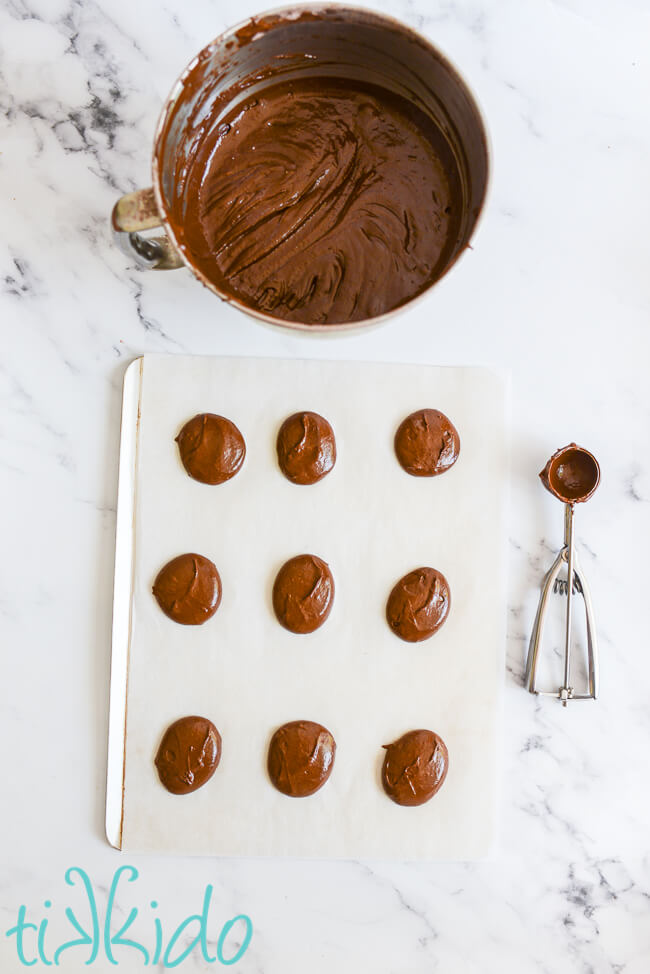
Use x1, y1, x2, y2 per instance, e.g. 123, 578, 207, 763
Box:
525, 443, 600, 705
525, 503, 598, 702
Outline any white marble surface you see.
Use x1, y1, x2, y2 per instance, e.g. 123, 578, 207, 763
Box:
1, 0, 650, 970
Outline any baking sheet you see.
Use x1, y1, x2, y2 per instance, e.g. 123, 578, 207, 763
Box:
108, 354, 508, 859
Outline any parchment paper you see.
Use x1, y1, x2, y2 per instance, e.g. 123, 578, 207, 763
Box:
120, 355, 508, 859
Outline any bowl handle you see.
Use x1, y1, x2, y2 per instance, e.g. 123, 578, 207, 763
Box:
111, 188, 184, 270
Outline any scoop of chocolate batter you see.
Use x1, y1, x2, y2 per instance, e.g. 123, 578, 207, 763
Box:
173, 78, 462, 325
176, 413, 245, 485
276, 411, 336, 484
267, 720, 336, 797
394, 409, 460, 477
386, 567, 450, 642
155, 716, 222, 795
381, 729, 448, 806
153, 553, 222, 625
539, 443, 600, 504
272, 554, 334, 634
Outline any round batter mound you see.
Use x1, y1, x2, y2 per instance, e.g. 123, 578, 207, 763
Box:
176, 413, 246, 485
155, 716, 222, 795
386, 567, 450, 642
381, 729, 449, 806
276, 411, 337, 485
267, 720, 336, 797
153, 553, 222, 625
272, 554, 334, 634
394, 409, 460, 477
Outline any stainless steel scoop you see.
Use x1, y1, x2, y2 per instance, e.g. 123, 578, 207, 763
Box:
525, 443, 600, 705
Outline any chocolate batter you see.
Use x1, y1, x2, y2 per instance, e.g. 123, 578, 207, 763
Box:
276, 411, 336, 484
539, 443, 600, 504
176, 413, 245, 485
267, 720, 336, 797
272, 554, 334, 634
381, 729, 449, 806
394, 409, 460, 477
153, 553, 222, 625
155, 716, 222, 795
386, 567, 450, 642
172, 78, 462, 325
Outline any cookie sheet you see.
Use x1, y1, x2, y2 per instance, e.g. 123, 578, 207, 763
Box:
107, 354, 508, 859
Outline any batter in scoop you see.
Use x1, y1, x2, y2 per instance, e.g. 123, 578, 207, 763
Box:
176, 78, 462, 324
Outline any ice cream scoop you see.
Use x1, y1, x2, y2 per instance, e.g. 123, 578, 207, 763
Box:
526, 444, 600, 704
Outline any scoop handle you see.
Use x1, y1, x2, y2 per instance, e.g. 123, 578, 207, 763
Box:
525, 508, 598, 702
562, 504, 575, 704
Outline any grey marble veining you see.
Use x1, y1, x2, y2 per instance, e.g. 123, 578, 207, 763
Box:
2, 0, 650, 970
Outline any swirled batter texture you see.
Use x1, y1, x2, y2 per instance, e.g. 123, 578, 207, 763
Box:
276, 411, 336, 484
272, 553, 334, 634
394, 408, 460, 477
386, 567, 450, 642
176, 413, 246, 485
381, 729, 448, 806
176, 79, 461, 324
155, 716, 222, 795
267, 720, 336, 797
153, 553, 222, 626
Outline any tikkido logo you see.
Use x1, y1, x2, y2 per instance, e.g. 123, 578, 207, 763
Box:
5, 866, 253, 968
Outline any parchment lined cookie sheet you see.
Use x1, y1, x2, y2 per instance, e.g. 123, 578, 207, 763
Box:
118, 355, 508, 859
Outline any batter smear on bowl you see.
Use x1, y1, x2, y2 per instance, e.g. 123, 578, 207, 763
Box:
177, 78, 462, 325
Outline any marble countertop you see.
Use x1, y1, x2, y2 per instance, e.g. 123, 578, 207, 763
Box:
2, 0, 649, 970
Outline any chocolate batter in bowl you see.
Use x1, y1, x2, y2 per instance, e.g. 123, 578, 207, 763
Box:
112, 5, 489, 331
